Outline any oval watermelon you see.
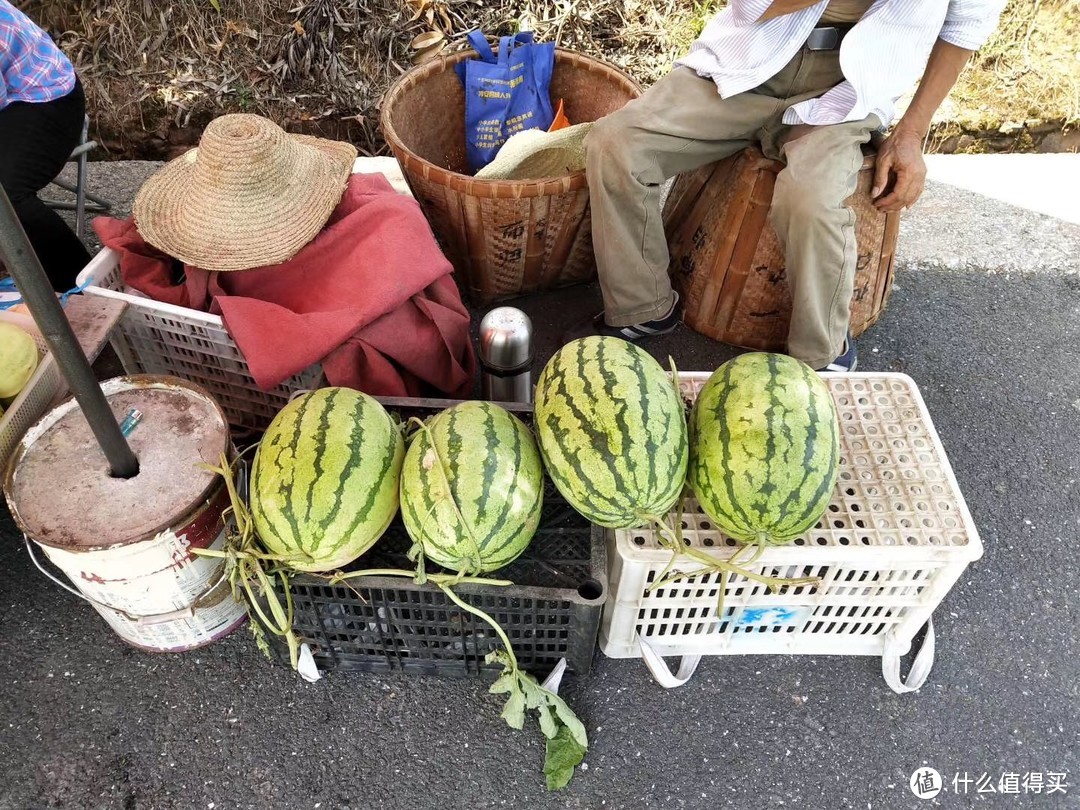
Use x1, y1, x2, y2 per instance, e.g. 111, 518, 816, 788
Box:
533, 336, 688, 529
400, 401, 543, 574
250, 387, 404, 572
688, 352, 840, 545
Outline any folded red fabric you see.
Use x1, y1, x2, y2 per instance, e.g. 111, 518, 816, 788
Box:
94, 173, 476, 398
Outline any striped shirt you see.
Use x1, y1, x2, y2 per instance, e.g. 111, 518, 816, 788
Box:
0, 0, 75, 111
677, 0, 1005, 127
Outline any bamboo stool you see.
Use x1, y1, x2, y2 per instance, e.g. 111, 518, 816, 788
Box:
663, 146, 900, 351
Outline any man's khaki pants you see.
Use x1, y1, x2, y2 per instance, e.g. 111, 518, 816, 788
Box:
585, 46, 880, 369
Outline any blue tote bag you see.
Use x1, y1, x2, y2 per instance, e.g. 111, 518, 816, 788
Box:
455, 30, 555, 173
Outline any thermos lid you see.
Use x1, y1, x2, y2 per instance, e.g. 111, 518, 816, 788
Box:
479, 307, 533, 372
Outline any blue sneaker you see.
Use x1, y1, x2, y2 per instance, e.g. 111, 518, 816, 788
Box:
819, 331, 858, 372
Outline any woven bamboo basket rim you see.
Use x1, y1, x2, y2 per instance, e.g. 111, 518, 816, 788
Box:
380, 47, 642, 199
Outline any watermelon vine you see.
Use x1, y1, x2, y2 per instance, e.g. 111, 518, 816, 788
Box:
436, 585, 589, 791
198, 422, 590, 791
640, 498, 821, 619
397, 415, 590, 790
194, 452, 306, 667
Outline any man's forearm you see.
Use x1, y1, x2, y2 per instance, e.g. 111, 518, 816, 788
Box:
893, 39, 974, 137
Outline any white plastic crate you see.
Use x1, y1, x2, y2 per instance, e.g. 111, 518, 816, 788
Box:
0, 311, 65, 470
599, 372, 982, 693
75, 249, 325, 432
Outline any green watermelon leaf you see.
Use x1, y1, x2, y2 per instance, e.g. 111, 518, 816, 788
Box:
248, 612, 271, 659
500, 685, 526, 729
489, 671, 515, 695
544, 723, 587, 791
537, 703, 558, 739
519, 674, 549, 710
548, 693, 589, 750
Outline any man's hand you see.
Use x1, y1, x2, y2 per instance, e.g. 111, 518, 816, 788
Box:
871, 128, 926, 212
871, 38, 974, 213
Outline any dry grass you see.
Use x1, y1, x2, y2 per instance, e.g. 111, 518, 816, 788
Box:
924, 0, 1080, 152
19, 0, 1080, 157
29, 0, 414, 155
947, 0, 1080, 129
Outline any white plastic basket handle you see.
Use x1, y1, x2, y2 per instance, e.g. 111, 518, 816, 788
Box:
637, 635, 702, 689
639, 623, 936, 692
882, 618, 936, 694
541, 657, 568, 694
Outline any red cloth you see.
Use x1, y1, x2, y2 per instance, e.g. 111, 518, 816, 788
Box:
94, 173, 476, 398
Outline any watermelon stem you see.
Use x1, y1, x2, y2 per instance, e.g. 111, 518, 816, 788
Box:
668, 356, 682, 400
193, 452, 304, 670
436, 582, 519, 671
641, 506, 820, 598
326, 569, 512, 588
438, 582, 590, 790
679, 543, 820, 591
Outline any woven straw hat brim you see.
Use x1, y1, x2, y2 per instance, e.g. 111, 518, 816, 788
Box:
475, 122, 594, 181
134, 130, 356, 271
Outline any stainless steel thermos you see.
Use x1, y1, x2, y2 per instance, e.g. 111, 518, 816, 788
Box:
479, 307, 534, 403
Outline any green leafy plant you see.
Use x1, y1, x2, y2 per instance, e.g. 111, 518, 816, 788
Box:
436, 589, 589, 791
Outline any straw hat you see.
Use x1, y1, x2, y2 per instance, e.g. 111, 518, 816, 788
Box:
475, 122, 594, 181
133, 114, 357, 271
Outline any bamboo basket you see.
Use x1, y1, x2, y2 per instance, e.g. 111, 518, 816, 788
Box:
663, 147, 901, 351
381, 48, 642, 306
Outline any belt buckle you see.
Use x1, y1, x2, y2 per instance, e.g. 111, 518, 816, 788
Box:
806, 26, 841, 51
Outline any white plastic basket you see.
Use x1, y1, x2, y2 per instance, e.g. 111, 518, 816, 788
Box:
599, 372, 983, 693
0, 311, 65, 470
75, 249, 325, 432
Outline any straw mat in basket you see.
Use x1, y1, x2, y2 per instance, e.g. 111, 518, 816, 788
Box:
133, 114, 357, 272
475, 122, 593, 181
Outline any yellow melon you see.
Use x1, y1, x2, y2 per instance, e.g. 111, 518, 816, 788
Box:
0, 322, 39, 400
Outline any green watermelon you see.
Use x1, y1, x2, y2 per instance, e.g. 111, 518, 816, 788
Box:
533, 336, 688, 529
399, 401, 543, 574
688, 352, 840, 545
249, 387, 404, 572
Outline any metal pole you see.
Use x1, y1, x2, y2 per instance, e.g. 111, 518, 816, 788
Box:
0, 185, 139, 478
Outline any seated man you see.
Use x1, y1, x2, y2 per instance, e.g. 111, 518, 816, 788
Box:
581, 0, 1004, 371
0, 0, 91, 291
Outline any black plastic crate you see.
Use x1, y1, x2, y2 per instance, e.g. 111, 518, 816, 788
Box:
271, 396, 606, 679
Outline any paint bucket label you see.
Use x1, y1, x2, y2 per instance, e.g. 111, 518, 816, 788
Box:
39, 483, 247, 650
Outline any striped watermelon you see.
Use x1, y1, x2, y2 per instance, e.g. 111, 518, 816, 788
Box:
249, 388, 404, 572
399, 401, 543, 574
688, 353, 840, 545
533, 336, 688, 529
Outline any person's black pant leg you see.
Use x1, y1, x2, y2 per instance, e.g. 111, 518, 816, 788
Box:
0, 80, 92, 291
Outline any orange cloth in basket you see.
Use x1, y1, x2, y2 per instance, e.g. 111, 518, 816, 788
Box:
548, 99, 571, 131
94, 173, 476, 398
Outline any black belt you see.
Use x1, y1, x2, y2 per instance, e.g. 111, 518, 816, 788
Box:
805, 25, 855, 51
